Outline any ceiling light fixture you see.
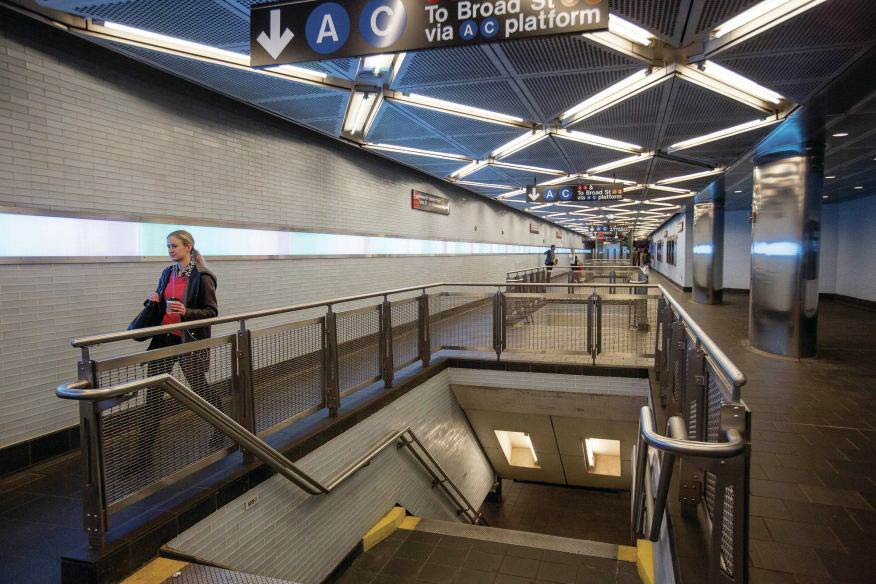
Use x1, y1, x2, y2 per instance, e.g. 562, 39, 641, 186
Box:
385, 91, 530, 128
825, 175, 836, 179
448, 159, 489, 180
492, 130, 550, 159
96, 21, 329, 84
734, 190, 742, 193
651, 193, 697, 202
606, 14, 655, 46
647, 184, 693, 194
491, 161, 567, 176
363, 143, 471, 161
588, 152, 654, 174
832, 132, 849, 137
342, 91, 382, 136
455, 180, 514, 190
854, 186, 863, 190
560, 67, 673, 127
581, 173, 638, 185
552, 129, 642, 153
711, 0, 828, 41
667, 116, 782, 152
656, 167, 724, 185
363, 54, 394, 75
677, 62, 783, 112
496, 189, 527, 199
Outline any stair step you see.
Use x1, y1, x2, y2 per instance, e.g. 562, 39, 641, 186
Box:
160, 564, 299, 584
411, 518, 635, 563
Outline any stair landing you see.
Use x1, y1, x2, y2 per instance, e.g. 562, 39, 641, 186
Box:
338, 518, 640, 584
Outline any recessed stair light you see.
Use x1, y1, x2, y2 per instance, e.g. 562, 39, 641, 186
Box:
832, 132, 849, 137
825, 175, 836, 179
854, 186, 863, 189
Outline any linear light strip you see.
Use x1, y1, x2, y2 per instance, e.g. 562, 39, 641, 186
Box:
588, 152, 654, 174
676, 64, 780, 113
708, 0, 828, 56
560, 66, 674, 127
552, 129, 642, 153
384, 91, 533, 128
668, 116, 782, 152
455, 180, 515, 189
490, 161, 566, 176
363, 143, 471, 161
449, 160, 489, 180
656, 168, 724, 185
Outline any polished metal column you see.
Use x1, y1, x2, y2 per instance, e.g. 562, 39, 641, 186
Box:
692, 178, 725, 304
749, 110, 824, 358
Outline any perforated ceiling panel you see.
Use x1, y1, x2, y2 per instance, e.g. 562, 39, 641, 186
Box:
394, 45, 502, 87
677, 124, 776, 167
466, 166, 518, 186
648, 157, 709, 183
691, 0, 762, 36
609, 0, 685, 43
571, 83, 669, 149
521, 68, 644, 122
502, 137, 570, 171
74, 0, 247, 47
555, 140, 628, 173
499, 35, 640, 75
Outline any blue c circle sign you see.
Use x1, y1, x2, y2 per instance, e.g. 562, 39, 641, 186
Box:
359, 0, 407, 48
305, 3, 350, 54
560, 187, 574, 200
480, 16, 499, 39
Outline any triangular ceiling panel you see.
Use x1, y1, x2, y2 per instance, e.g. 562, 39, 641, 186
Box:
466, 166, 518, 185
395, 45, 503, 87
677, 124, 776, 167
648, 157, 710, 184
501, 137, 570, 172
521, 68, 644, 122
555, 140, 630, 174
498, 35, 641, 75
571, 82, 669, 149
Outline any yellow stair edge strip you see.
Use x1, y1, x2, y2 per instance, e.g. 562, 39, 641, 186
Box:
635, 539, 655, 584
399, 516, 421, 530
121, 557, 188, 584
617, 544, 637, 563
362, 506, 407, 551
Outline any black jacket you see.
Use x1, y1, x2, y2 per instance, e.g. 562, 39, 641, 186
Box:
149, 264, 219, 343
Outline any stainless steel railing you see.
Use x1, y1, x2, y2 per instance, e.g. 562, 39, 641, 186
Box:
57, 374, 484, 545
58, 278, 747, 571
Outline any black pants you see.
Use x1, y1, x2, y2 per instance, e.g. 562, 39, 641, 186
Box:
137, 333, 222, 454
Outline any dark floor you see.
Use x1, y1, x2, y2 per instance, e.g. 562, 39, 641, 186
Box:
336, 528, 639, 584
651, 274, 876, 584
480, 480, 632, 547
0, 454, 85, 583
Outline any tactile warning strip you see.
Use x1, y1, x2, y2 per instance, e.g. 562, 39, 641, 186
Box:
161, 564, 299, 584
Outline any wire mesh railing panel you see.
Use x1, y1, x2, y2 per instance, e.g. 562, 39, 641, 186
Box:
429, 294, 494, 351
720, 485, 736, 578
504, 297, 589, 353
251, 320, 324, 435
96, 339, 235, 510
706, 361, 729, 442
391, 299, 419, 370
597, 296, 658, 357
704, 470, 717, 519
336, 305, 382, 396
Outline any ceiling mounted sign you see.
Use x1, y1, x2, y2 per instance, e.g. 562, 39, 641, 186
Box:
250, 0, 609, 67
526, 183, 624, 203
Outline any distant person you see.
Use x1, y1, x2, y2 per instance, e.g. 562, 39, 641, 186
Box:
138, 230, 221, 454
544, 244, 558, 276
571, 254, 584, 283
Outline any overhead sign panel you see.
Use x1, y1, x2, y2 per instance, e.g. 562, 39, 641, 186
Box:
411, 190, 450, 214
250, 0, 609, 67
526, 183, 624, 203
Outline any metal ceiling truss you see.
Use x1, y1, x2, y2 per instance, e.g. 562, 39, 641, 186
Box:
9, 0, 867, 237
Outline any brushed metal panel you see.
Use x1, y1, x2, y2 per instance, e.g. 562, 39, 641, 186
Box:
692, 178, 726, 305
750, 154, 822, 357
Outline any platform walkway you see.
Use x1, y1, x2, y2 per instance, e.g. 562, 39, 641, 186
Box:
650, 272, 876, 584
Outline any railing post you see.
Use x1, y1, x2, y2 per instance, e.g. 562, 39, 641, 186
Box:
595, 292, 603, 363
77, 352, 107, 549
418, 290, 431, 368
381, 297, 394, 388
587, 292, 595, 363
708, 403, 749, 584
323, 307, 340, 416
492, 289, 503, 361
679, 342, 707, 518
234, 321, 256, 436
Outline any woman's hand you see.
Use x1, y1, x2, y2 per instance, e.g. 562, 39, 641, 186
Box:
167, 301, 187, 315
147, 292, 160, 303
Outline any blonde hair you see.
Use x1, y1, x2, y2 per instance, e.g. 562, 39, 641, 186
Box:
167, 229, 208, 271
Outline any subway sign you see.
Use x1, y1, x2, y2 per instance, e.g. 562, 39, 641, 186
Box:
250, 0, 608, 67
526, 183, 624, 203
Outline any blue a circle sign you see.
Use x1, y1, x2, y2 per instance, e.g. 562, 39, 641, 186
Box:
544, 188, 557, 201
359, 0, 407, 48
305, 3, 350, 54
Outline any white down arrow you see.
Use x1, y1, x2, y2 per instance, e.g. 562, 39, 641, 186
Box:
257, 9, 294, 59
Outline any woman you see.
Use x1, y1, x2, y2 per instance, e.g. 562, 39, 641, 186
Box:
139, 230, 222, 456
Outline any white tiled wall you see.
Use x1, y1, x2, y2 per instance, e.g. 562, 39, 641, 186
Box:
0, 16, 579, 448
166, 370, 494, 584
649, 212, 690, 288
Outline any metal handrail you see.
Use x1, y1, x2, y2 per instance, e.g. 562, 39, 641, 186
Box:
633, 406, 744, 542
56, 375, 482, 522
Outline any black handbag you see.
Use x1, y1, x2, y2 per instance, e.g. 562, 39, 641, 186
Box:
127, 300, 164, 342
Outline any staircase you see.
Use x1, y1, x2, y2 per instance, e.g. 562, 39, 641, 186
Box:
337, 517, 642, 584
